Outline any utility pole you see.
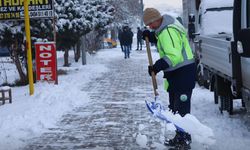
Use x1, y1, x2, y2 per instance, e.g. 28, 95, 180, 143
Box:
140, 0, 144, 27
24, 0, 34, 95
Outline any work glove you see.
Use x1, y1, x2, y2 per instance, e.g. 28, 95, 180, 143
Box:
148, 58, 170, 76
142, 30, 151, 40
148, 65, 156, 76
142, 30, 157, 44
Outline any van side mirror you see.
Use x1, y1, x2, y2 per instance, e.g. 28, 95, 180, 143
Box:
237, 28, 250, 57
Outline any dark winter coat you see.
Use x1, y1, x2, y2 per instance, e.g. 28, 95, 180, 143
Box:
120, 28, 131, 46
128, 29, 133, 45
118, 29, 124, 45
137, 29, 143, 39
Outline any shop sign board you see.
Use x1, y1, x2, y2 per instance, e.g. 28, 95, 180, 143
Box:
0, 0, 54, 20
35, 42, 57, 83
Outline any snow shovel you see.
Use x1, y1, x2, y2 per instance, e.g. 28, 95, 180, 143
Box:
145, 36, 158, 99
144, 36, 160, 110
144, 36, 186, 133
144, 36, 163, 112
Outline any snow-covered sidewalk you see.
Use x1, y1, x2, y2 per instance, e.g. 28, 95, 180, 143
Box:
0, 46, 250, 150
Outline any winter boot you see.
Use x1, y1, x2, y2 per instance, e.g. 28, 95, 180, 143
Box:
182, 132, 192, 145
164, 131, 182, 147
175, 132, 192, 149
164, 131, 192, 149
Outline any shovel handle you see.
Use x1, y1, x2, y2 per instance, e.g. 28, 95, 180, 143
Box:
145, 36, 159, 96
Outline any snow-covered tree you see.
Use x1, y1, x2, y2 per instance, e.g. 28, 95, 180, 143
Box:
55, 0, 114, 66
0, 0, 114, 83
106, 0, 142, 43
109, 0, 142, 26
0, 21, 28, 85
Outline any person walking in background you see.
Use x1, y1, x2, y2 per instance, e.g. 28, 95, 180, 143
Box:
118, 28, 124, 52
136, 27, 142, 50
128, 27, 133, 53
120, 26, 131, 59
143, 8, 196, 149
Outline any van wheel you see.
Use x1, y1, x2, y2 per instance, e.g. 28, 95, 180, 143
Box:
218, 95, 233, 115
227, 95, 233, 115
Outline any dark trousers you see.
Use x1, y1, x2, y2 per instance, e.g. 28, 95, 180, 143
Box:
120, 44, 124, 52
168, 90, 192, 117
123, 45, 130, 58
137, 39, 142, 50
